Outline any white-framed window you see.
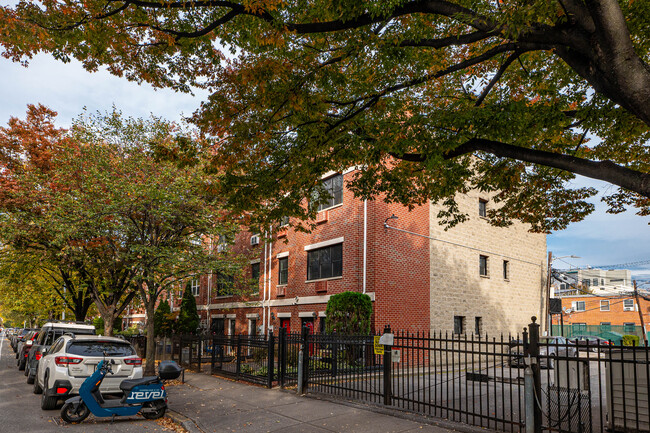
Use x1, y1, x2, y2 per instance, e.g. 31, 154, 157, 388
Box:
479, 255, 489, 277
572, 301, 585, 312
600, 300, 610, 311
623, 299, 635, 311
191, 279, 200, 296
315, 173, 343, 211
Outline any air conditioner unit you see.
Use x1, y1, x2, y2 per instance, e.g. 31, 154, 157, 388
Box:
250, 235, 260, 246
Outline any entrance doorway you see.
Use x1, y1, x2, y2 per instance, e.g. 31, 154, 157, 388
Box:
280, 318, 291, 334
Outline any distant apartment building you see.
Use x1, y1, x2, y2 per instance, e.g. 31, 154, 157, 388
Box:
554, 269, 632, 296
180, 169, 547, 336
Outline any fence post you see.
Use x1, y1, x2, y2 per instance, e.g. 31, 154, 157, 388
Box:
383, 324, 392, 406
197, 336, 202, 372
236, 334, 242, 378
528, 317, 542, 433
267, 330, 275, 388
278, 327, 286, 387
178, 335, 183, 365
211, 334, 216, 374
332, 330, 338, 378
188, 336, 193, 371
301, 325, 310, 392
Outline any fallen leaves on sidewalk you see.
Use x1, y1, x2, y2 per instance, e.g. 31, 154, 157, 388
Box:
157, 416, 189, 433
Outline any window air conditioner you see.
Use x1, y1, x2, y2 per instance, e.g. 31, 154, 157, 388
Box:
250, 235, 260, 246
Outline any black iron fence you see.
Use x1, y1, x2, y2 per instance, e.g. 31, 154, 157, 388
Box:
161, 320, 649, 433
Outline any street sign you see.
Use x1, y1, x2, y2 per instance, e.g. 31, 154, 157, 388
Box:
373, 336, 384, 355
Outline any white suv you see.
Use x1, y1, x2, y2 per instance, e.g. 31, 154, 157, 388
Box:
34, 334, 143, 410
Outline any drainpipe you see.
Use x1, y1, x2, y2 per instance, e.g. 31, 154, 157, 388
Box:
267, 234, 273, 333
363, 199, 367, 294
262, 233, 268, 336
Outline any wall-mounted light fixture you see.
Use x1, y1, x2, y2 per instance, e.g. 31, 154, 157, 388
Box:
384, 214, 398, 228
270, 312, 275, 320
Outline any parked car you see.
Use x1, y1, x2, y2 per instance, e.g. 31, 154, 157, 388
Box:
539, 336, 578, 368
508, 339, 526, 367
11, 328, 37, 352
16, 330, 39, 370
569, 335, 612, 352
26, 321, 96, 385
34, 334, 143, 410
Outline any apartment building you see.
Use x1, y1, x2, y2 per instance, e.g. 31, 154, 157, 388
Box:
559, 293, 648, 334
189, 169, 547, 337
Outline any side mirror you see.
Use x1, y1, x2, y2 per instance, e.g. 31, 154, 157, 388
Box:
26, 340, 33, 346
41, 348, 48, 355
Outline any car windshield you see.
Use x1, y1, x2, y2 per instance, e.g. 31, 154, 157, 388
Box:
68, 341, 135, 357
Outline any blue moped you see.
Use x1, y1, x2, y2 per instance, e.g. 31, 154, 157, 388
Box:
60, 359, 181, 423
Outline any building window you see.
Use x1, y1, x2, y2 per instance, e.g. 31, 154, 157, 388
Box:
572, 323, 587, 333
479, 255, 489, 277
279, 216, 290, 227
572, 301, 585, 312
478, 199, 488, 217
191, 279, 200, 296
251, 263, 260, 282
503, 260, 509, 280
316, 173, 343, 211
307, 243, 342, 281
216, 272, 234, 297
475, 317, 482, 335
278, 257, 288, 285
454, 316, 465, 335
623, 299, 634, 311
600, 300, 610, 311
600, 322, 611, 332
624, 322, 636, 333
592, 278, 598, 286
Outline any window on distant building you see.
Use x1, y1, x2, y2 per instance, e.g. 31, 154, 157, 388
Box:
216, 272, 234, 297
600, 322, 611, 332
600, 300, 610, 311
560, 283, 567, 291
454, 316, 465, 335
592, 278, 598, 286
478, 199, 488, 217
475, 317, 482, 335
572, 301, 585, 312
251, 263, 260, 282
503, 260, 509, 280
479, 255, 489, 277
315, 173, 343, 211
572, 323, 587, 333
279, 216, 290, 227
624, 322, 636, 333
191, 279, 200, 296
278, 257, 288, 285
307, 243, 342, 281
601, 278, 605, 286
624, 299, 635, 311
582, 279, 590, 287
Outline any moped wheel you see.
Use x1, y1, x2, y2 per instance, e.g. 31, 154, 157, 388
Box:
61, 402, 90, 423
141, 402, 166, 420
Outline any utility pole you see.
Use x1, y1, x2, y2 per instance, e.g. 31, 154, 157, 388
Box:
545, 252, 552, 335
634, 280, 648, 346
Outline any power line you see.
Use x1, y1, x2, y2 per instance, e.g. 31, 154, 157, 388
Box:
587, 259, 650, 270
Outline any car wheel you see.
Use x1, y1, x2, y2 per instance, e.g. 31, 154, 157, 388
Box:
23, 360, 29, 375
40, 374, 58, 410
33, 373, 43, 394
26, 366, 35, 384
19, 357, 26, 371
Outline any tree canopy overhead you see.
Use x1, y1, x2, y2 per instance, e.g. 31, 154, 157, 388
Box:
1, 0, 649, 231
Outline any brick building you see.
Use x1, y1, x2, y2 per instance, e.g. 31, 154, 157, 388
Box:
184, 169, 547, 337
558, 293, 649, 337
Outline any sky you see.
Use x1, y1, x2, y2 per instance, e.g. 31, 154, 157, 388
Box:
1, 54, 649, 279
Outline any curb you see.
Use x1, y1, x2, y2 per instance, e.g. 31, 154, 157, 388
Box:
166, 410, 203, 433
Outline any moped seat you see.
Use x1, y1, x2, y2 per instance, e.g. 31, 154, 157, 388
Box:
120, 376, 160, 392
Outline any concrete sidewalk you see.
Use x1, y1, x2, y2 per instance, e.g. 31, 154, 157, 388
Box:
165, 372, 468, 433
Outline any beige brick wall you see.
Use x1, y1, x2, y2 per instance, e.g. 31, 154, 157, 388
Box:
429, 191, 547, 336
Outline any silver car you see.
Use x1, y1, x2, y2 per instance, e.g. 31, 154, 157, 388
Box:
34, 334, 143, 410
539, 336, 578, 368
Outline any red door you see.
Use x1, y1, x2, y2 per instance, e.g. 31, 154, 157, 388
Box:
280, 318, 291, 334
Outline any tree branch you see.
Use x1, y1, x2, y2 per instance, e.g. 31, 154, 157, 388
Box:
475, 50, 522, 106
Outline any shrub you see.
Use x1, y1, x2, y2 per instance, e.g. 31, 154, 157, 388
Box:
622, 335, 640, 347
176, 282, 200, 334
325, 291, 372, 335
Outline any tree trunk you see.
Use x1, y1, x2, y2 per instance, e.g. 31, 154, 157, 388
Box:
103, 312, 115, 337
144, 299, 157, 376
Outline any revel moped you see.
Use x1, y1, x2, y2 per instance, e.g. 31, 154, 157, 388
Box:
60, 359, 181, 423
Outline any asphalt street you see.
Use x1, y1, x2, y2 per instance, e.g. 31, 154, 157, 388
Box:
0, 331, 175, 432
